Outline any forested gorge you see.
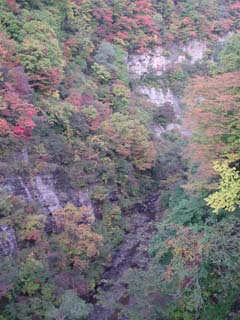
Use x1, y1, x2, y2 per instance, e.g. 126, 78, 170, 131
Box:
0, 0, 239, 319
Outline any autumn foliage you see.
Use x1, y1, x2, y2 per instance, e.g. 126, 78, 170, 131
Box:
102, 113, 157, 170
0, 0, 240, 318
53, 204, 103, 269
0, 83, 37, 138
183, 71, 240, 185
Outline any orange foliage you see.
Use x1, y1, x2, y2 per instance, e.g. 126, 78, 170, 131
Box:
183, 71, 240, 185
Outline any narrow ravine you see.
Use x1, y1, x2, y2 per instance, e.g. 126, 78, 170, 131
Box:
0, 1, 239, 319
88, 193, 162, 320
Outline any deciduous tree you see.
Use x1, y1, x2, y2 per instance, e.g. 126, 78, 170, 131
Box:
53, 203, 103, 269
183, 71, 240, 186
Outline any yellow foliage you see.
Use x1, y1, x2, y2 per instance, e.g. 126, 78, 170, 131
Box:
53, 203, 103, 268
205, 160, 240, 213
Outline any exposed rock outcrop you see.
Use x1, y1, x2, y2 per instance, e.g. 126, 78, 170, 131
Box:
0, 225, 18, 258
1, 152, 94, 216
128, 40, 209, 138
137, 86, 181, 118
182, 40, 207, 64
78, 191, 94, 215
128, 40, 207, 78
35, 175, 61, 213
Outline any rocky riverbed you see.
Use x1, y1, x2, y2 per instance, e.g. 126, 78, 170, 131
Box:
89, 193, 162, 320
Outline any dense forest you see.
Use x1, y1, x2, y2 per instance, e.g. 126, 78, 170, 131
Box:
0, 0, 239, 319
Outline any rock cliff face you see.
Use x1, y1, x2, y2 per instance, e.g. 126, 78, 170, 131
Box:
2, 173, 94, 214
137, 86, 181, 118
128, 40, 209, 137
0, 148, 94, 256
1, 145, 94, 213
3, 174, 61, 214
128, 40, 207, 77
0, 225, 18, 258
34, 175, 61, 213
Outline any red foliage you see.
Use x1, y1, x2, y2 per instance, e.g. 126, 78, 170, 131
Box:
6, 0, 19, 13
220, 18, 233, 31
115, 16, 135, 31
133, 0, 154, 15
133, 1, 156, 32
182, 17, 194, 26
25, 231, 41, 241
71, 0, 83, 4
9, 66, 32, 97
91, 0, 159, 51
0, 83, 37, 138
188, 31, 197, 37
115, 31, 129, 40
93, 8, 113, 26
0, 32, 18, 67
166, 33, 176, 41
0, 119, 10, 136
230, 2, 240, 10
30, 68, 62, 92
86, 102, 112, 131
65, 92, 94, 109
136, 15, 155, 30
63, 37, 76, 61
